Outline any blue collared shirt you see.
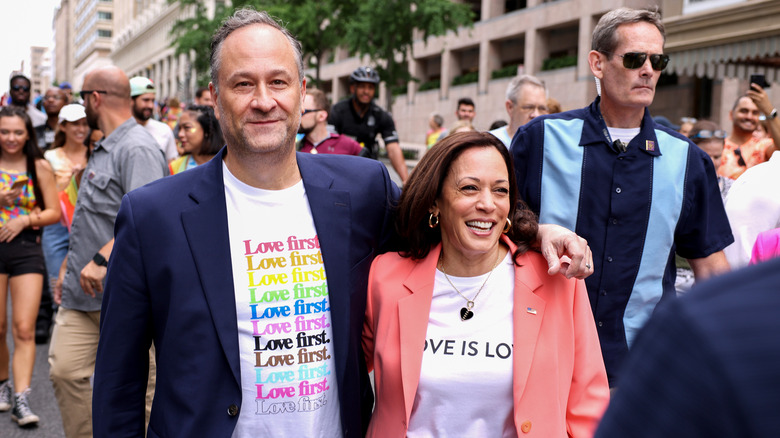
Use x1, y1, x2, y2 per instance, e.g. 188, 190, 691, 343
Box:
512, 98, 733, 384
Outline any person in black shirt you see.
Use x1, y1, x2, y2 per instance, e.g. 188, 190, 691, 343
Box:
328, 67, 409, 183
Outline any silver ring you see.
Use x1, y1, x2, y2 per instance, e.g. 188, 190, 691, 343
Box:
585, 263, 592, 269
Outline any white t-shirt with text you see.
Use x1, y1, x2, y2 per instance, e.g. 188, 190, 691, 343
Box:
224, 163, 342, 438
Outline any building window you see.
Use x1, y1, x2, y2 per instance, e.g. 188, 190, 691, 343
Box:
98, 29, 112, 38
98, 11, 112, 20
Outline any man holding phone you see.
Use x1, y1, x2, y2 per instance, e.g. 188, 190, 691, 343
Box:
719, 76, 780, 179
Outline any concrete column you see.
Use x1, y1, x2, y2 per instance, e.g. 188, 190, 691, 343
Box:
482, 0, 504, 20
441, 48, 457, 99
332, 77, 342, 104
578, 15, 594, 81
524, 29, 537, 75
408, 57, 421, 103
479, 39, 501, 95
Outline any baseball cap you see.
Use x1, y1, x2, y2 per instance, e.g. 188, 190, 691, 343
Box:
59, 82, 72, 90
130, 76, 156, 97
59, 104, 87, 123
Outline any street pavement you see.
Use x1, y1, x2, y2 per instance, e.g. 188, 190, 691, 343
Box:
1, 307, 65, 437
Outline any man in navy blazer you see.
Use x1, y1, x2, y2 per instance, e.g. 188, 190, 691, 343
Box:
596, 257, 780, 437
93, 9, 596, 438
92, 9, 397, 438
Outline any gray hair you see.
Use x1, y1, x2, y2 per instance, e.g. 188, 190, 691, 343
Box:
209, 8, 304, 92
592, 7, 665, 55
430, 112, 444, 128
506, 75, 546, 104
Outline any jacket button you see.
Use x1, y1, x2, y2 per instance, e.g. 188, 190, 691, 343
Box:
520, 420, 532, 433
227, 404, 239, 417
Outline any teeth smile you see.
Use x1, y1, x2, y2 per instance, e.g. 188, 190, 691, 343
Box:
466, 221, 493, 231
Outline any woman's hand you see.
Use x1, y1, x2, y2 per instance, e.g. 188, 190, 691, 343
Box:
0, 187, 22, 207
0, 216, 27, 242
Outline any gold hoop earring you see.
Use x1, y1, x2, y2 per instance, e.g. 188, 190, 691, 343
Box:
429, 213, 439, 228
503, 218, 511, 234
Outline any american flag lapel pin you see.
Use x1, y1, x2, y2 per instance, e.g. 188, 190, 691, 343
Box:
526, 307, 537, 315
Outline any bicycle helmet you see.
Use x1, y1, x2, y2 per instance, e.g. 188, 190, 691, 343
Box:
350, 66, 380, 84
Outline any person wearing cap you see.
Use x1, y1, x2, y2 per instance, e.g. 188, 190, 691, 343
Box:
129, 76, 178, 162
40, 104, 91, 343
328, 66, 409, 183
59, 82, 73, 104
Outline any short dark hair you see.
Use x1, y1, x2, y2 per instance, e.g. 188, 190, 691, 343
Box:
185, 105, 225, 156
210, 8, 303, 93
395, 131, 537, 260
9, 74, 31, 87
457, 97, 475, 109
195, 87, 210, 99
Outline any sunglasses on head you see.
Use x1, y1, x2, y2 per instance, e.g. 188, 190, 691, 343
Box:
690, 130, 727, 140
602, 51, 670, 71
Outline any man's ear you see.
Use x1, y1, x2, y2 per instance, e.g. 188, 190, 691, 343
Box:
209, 82, 220, 121
318, 111, 329, 124
505, 99, 513, 116
588, 50, 604, 79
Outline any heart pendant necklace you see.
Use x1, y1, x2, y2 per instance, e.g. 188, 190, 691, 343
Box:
440, 249, 502, 321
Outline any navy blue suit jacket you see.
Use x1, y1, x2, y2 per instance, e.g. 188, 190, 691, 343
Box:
595, 257, 780, 437
93, 150, 399, 437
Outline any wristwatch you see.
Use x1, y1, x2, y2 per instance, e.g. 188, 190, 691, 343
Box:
93, 252, 108, 267
769, 108, 778, 120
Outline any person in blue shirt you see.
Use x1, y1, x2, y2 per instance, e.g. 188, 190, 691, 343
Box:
511, 7, 733, 386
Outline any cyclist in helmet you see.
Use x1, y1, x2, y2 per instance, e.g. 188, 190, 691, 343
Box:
328, 66, 409, 183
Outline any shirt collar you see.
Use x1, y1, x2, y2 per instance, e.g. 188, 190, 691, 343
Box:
94, 118, 138, 152
579, 97, 662, 157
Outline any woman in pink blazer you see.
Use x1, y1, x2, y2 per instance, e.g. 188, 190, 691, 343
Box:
362, 132, 609, 437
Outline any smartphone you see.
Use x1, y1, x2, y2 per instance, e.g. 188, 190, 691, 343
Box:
750, 74, 770, 89
10, 176, 29, 190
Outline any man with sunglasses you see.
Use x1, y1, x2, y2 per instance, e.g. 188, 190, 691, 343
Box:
8, 75, 46, 128
49, 66, 168, 438
298, 88, 361, 155
512, 7, 733, 387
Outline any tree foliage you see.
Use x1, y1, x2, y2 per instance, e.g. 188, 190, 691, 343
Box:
170, 0, 473, 108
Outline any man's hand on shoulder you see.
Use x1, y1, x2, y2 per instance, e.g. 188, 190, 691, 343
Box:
537, 223, 594, 279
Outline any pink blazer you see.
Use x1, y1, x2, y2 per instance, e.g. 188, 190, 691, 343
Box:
362, 237, 609, 437
750, 228, 780, 265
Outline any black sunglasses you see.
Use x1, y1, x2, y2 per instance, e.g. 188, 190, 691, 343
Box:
11, 85, 30, 92
79, 90, 108, 100
603, 51, 670, 71
302, 109, 322, 116
690, 130, 727, 140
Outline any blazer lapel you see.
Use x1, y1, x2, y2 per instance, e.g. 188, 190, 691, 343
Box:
511, 249, 546, 401
180, 152, 241, 387
297, 155, 353, 389
398, 245, 440, 421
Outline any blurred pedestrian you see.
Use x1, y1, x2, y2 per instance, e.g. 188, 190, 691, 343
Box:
170, 104, 223, 174
0, 106, 60, 427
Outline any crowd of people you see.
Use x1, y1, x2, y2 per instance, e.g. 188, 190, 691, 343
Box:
0, 5, 779, 438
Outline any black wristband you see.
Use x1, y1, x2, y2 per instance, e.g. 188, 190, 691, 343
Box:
93, 252, 108, 267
